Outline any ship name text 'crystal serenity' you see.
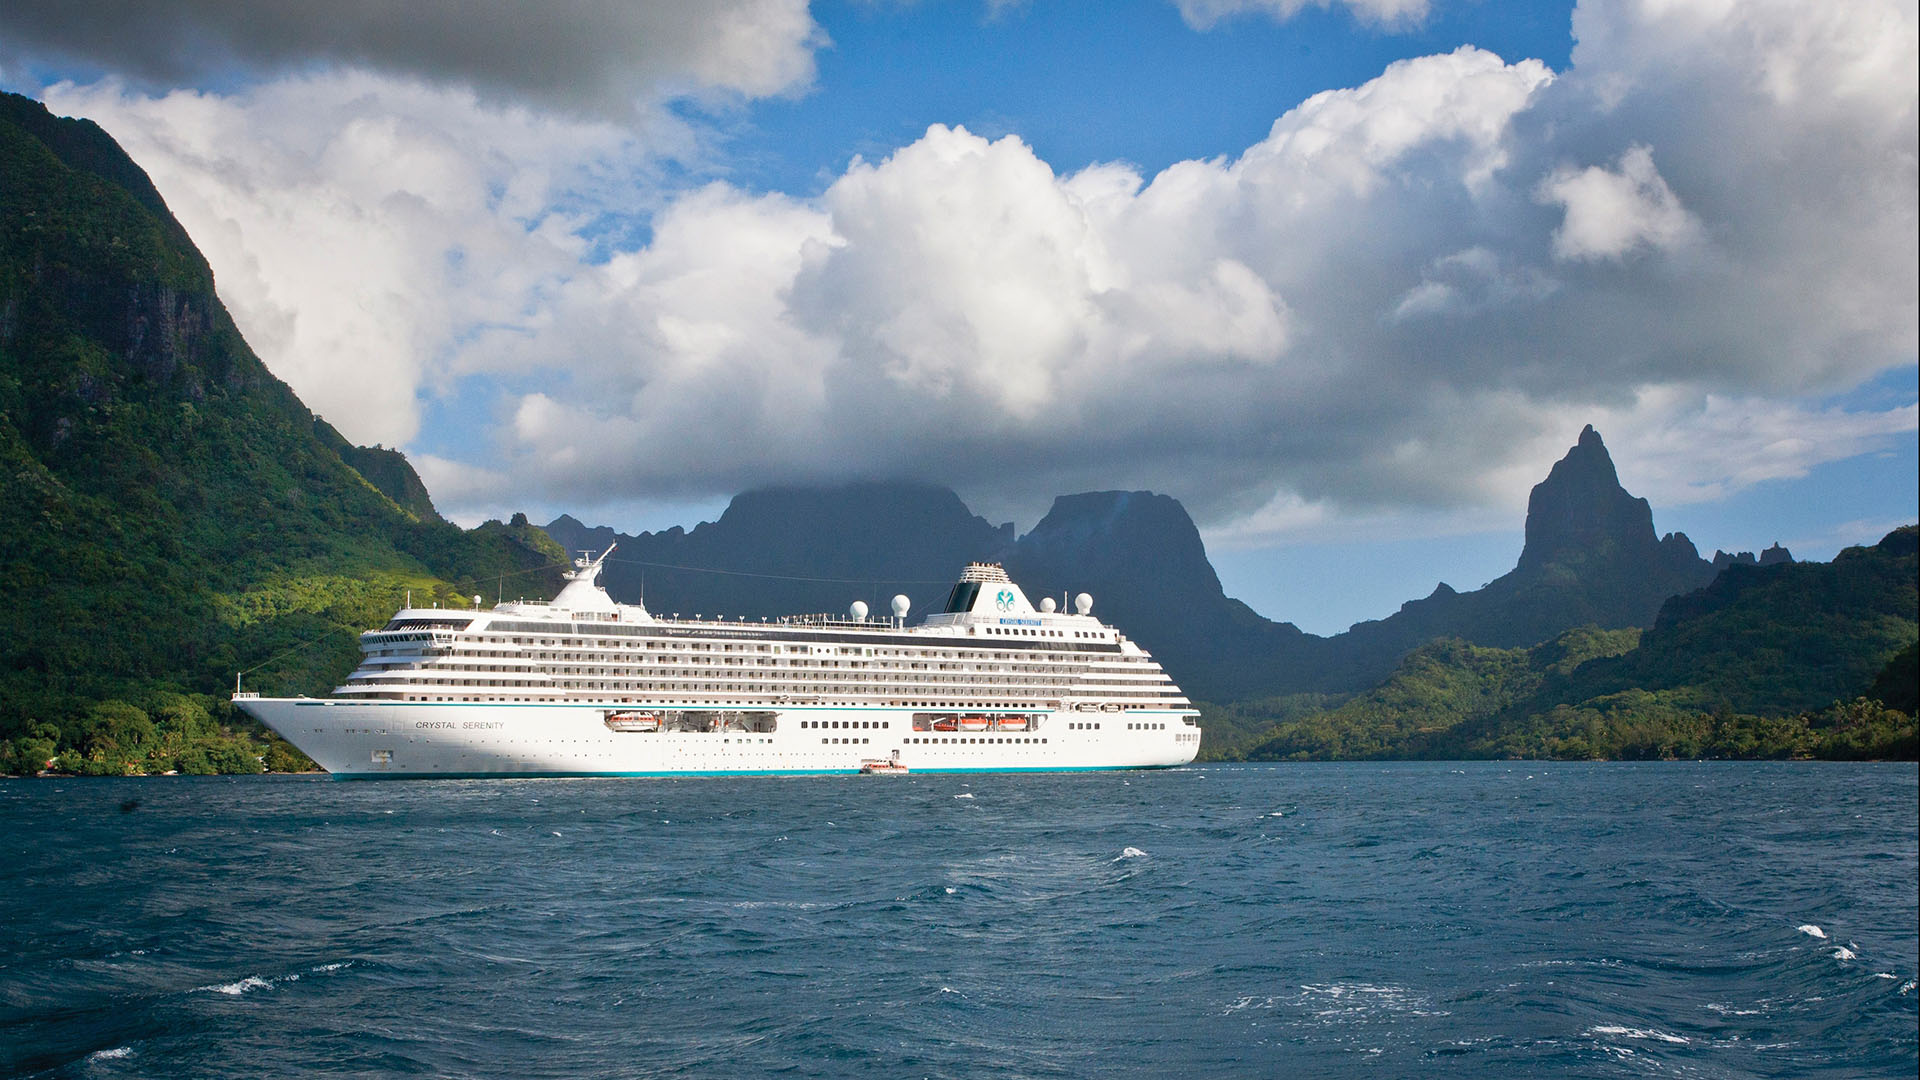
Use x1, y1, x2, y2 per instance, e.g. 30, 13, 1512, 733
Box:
235, 551, 1202, 778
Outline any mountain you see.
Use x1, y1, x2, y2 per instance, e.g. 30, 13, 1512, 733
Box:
1560, 525, 1917, 716
546, 484, 1326, 701
998, 491, 1323, 700
310, 422, 443, 523
1232, 526, 1917, 761
544, 482, 1013, 621
0, 92, 564, 774
545, 427, 1747, 703
1330, 426, 1720, 669
1712, 543, 1794, 571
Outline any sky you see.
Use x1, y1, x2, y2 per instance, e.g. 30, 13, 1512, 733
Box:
2, 0, 1915, 635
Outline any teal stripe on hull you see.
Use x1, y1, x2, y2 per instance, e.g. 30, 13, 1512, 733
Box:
329, 764, 1183, 780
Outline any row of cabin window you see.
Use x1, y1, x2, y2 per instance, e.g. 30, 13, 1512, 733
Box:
799, 719, 890, 730
902, 730, 1044, 737
505, 637, 1129, 664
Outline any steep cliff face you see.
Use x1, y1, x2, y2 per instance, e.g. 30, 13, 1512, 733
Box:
999, 491, 1319, 700
1334, 427, 1720, 672
0, 91, 560, 717
1517, 425, 1662, 574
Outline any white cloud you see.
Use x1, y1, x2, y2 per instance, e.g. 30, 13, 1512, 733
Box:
32, 1, 1919, 539
1590, 390, 1919, 507
42, 73, 650, 446
1538, 144, 1702, 260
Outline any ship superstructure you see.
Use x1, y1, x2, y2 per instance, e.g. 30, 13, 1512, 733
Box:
235, 551, 1201, 777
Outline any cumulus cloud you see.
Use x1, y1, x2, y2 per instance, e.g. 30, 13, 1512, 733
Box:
33, 0, 1919, 537
1589, 390, 1919, 508
1538, 144, 1701, 261
43, 73, 647, 446
2, 0, 823, 114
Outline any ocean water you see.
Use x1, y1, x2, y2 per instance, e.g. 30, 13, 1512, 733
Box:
1, 763, 1914, 1079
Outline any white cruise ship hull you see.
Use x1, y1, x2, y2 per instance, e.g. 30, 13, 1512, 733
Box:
239, 699, 1201, 779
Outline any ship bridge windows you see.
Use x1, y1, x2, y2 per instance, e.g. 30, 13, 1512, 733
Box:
943, 581, 981, 613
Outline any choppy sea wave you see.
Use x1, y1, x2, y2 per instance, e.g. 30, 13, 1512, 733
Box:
1, 762, 1913, 1078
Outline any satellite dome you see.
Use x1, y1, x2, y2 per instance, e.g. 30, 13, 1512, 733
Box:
1039, 596, 1056, 613
849, 600, 869, 619
1074, 592, 1093, 615
891, 594, 911, 617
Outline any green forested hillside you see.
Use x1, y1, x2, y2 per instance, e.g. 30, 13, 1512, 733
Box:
1207, 527, 1917, 761
0, 93, 565, 775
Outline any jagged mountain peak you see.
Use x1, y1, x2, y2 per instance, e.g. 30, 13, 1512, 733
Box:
1011, 490, 1225, 596
1519, 425, 1665, 573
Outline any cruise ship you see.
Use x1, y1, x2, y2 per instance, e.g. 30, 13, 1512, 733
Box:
234, 550, 1202, 778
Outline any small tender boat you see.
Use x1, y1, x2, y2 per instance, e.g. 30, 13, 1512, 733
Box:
859, 758, 910, 775
604, 710, 661, 732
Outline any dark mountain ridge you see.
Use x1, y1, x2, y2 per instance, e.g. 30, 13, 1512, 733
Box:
1331, 426, 1723, 668
1233, 525, 1916, 761
0, 91, 562, 772
545, 482, 1013, 620
548, 427, 1758, 701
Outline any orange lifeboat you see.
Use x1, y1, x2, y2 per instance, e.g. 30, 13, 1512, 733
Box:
997, 715, 1031, 731
958, 714, 991, 732
604, 710, 660, 733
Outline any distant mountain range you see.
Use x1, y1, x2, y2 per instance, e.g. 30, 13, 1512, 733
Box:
546, 425, 1802, 702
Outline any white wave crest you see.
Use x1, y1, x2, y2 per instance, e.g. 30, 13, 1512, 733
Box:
1587, 1024, 1689, 1045
198, 975, 272, 996
1796, 924, 1826, 939
1832, 946, 1857, 962
952, 793, 974, 799
88, 1047, 133, 1061
1114, 847, 1148, 861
